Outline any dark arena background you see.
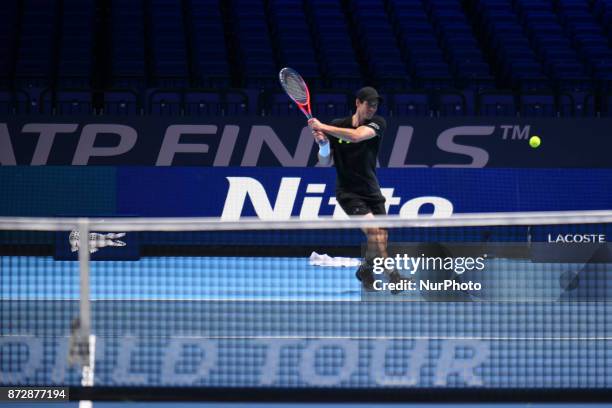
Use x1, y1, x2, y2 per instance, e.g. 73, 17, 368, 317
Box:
1, 0, 612, 407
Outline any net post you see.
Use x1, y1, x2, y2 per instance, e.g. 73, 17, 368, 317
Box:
78, 219, 91, 338
77, 219, 95, 387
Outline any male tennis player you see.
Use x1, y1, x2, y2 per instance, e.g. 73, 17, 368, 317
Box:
308, 86, 406, 292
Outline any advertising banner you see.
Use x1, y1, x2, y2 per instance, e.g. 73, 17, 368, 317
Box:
2, 116, 612, 167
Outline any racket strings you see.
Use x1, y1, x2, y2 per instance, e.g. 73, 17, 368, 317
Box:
282, 73, 308, 104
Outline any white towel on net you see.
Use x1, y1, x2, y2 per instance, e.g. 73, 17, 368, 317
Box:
309, 251, 361, 267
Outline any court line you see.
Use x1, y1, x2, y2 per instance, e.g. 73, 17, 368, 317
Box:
4, 297, 612, 302
3, 334, 612, 341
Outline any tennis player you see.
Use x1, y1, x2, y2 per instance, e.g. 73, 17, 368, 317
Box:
308, 86, 406, 291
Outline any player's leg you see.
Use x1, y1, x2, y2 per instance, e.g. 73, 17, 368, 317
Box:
357, 214, 388, 291
362, 213, 388, 260
362, 196, 389, 262
336, 194, 378, 290
364, 221, 408, 293
364, 198, 410, 293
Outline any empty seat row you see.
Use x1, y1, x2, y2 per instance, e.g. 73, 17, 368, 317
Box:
471, 0, 549, 90
3, 88, 611, 117
3, 0, 612, 94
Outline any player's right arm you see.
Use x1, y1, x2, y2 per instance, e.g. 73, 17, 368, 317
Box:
309, 118, 376, 143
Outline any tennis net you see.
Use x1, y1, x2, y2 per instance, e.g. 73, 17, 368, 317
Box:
1, 211, 612, 393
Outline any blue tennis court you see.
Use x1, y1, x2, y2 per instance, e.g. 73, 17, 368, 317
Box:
2, 255, 600, 301
2, 253, 611, 390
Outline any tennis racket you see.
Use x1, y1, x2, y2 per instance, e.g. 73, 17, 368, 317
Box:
279, 67, 312, 119
279, 67, 329, 152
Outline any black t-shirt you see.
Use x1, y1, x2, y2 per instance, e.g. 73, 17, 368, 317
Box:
327, 115, 386, 197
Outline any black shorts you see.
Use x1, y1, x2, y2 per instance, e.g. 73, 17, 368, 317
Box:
336, 192, 386, 216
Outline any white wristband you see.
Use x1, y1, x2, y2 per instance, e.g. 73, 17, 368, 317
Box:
318, 141, 330, 157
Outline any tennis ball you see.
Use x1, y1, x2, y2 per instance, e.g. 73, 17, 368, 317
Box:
529, 135, 541, 148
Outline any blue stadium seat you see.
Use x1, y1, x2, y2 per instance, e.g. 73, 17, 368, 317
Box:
579, 45, 612, 61
472, 0, 548, 90
57, 0, 94, 87
374, 93, 391, 116
263, 92, 303, 117
0, 89, 30, 114
55, 90, 94, 115
426, 0, 492, 89
592, 61, 612, 81
602, 93, 612, 117
184, 91, 224, 116
150, 0, 189, 87
104, 90, 141, 115
558, 92, 596, 117
0, 2, 19, 83
392, 93, 432, 117
387, 0, 451, 88
593, 0, 612, 32
223, 90, 250, 116
312, 92, 352, 118
478, 92, 517, 116
438, 91, 470, 116
39, 88, 54, 114
14, 0, 58, 89
147, 90, 182, 115
348, 0, 410, 89
5, 0, 611, 119
309, 0, 362, 88
111, 0, 146, 88
268, 0, 320, 82
232, 0, 277, 88
21, 87, 46, 113
190, 0, 231, 88
556, 76, 592, 93
519, 93, 556, 117
514, 0, 593, 92
0, 91, 12, 114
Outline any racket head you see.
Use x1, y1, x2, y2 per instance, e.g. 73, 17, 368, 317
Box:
279, 67, 312, 118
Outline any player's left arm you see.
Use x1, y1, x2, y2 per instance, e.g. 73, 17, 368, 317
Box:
309, 118, 382, 143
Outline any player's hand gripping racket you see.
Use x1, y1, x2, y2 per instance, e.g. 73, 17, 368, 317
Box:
279, 67, 329, 155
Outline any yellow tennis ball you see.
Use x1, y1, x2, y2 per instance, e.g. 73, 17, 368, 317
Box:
529, 135, 541, 148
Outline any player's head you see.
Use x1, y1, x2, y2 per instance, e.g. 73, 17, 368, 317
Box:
355, 87, 382, 119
